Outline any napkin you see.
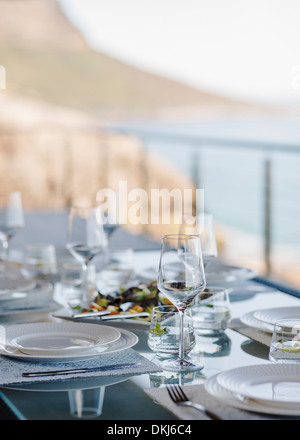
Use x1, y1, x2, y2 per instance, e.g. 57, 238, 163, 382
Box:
229, 318, 272, 347
0, 349, 161, 386
144, 384, 298, 420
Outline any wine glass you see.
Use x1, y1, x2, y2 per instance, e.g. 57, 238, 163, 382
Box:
157, 234, 206, 372
180, 213, 218, 269
98, 191, 120, 243
66, 206, 106, 307
0, 191, 24, 264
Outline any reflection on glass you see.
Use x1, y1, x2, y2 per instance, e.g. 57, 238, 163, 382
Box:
68, 387, 105, 419
191, 332, 232, 358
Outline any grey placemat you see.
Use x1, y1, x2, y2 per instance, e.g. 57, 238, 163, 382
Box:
145, 384, 296, 420
0, 294, 59, 315
229, 318, 272, 347
0, 349, 161, 386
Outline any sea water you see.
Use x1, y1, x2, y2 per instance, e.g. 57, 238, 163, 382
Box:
115, 117, 300, 248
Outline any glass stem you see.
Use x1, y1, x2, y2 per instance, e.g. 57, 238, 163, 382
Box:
81, 263, 89, 307
0, 239, 9, 264
178, 310, 185, 365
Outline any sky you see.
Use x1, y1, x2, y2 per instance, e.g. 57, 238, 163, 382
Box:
58, 0, 300, 106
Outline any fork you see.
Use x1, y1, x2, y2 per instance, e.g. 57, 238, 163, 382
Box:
166, 384, 222, 420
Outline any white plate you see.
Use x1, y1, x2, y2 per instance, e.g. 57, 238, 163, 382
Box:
216, 364, 300, 409
0, 328, 138, 363
206, 266, 256, 284
0, 280, 52, 301
205, 373, 300, 417
0, 322, 121, 356
0, 275, 35, 294
138, 265, 256, 285
254, 307, 300, 325
137, 267, 158, 283
240, 311, 274, 333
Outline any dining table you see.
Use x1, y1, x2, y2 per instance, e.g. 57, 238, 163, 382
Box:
0, 247, 300, 423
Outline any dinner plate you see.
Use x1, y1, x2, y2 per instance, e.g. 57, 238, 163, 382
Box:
0, 275, 35, 294
216, 364, 300, 409
0, 322, 121, 356
240, 311, 274, 333
205, 373, 300, 417
138, 264, 256, 285
206, 266, 256, 284
253, 307, 300, 325
0, 328, 138, 363
0, 280, 52, 301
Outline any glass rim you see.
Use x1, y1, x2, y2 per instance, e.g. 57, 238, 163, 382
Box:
162, 233, 201, 240
152, 305, 179, 313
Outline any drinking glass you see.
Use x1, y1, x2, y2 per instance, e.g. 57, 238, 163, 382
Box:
148, 305, 196, 358
269, 319, 300, 363
191, 287, 231, 335
180, 213, 218, 268
0, 191, 24, 263
66, 206, 106, 307
61, 262, 97, 306
98, 191, 120, 242
100, 248, 134, 288
23, 244, 57, 278
157, 234, 206, 372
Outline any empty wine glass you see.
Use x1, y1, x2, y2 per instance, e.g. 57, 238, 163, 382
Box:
180, 213, 218, 269
157, 234, 206, 372
98, 191, 120, 242
66, 206, 106, 307
0, 191, 24, 264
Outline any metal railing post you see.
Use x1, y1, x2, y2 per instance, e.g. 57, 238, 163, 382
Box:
191, 146, 201, 214
263, 157, 272, 275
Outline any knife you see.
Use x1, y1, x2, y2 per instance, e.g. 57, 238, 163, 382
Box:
23, 362, 141, 378
73, 310, 111, 319
54, 312, 150, 322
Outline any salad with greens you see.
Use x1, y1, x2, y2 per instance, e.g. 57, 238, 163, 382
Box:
71, 281, 165, 321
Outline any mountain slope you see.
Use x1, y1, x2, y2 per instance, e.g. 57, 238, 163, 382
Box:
0, 0, 257, 115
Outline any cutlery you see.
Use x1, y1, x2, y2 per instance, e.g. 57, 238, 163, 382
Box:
73, 310, 111, 319
54, 312, 150, 322
101, 312, 150, 320
166, 384, 222, 420
22, 362, 141, 378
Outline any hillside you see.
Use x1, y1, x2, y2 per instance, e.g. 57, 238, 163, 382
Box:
0, 0, 260, 117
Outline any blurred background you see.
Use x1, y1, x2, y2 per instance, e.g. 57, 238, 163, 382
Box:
0, 0, 300, 286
